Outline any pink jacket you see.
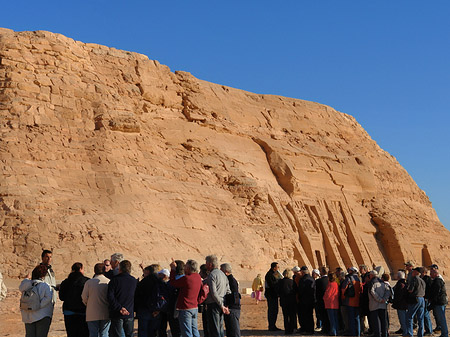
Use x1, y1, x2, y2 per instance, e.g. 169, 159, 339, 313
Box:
323, 281, 339, 309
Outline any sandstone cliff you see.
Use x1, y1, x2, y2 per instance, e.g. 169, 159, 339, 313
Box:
0, 28, 448, 279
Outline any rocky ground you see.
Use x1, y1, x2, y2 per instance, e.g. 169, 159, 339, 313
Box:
2, 280, 448, 337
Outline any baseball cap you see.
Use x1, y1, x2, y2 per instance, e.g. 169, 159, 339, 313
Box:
428, 264, 439, 270
300, 266, 308, 271
158, 269, 170, 278
292, 266, 300, 272
404, 261, 413, 267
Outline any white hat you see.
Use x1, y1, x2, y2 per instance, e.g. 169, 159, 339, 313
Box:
292, 266, 300, 272
158, 269, 170, 278
312, 269, 320, 276
349, 267, 358, 273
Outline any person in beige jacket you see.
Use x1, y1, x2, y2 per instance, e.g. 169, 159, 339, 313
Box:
0, 270, 7, 301
81, 263, 110, 337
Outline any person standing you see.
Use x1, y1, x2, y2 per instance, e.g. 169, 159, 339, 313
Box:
341, 267, 362, 337
392, 270, 408, 336
20, 265, 55, 337
420, 267, 434, 335
59, 262, 90, 337
40, 250, 57, 303
205, 255, 231, 337
108, 260, 138, 337
220, 263, 241, 337
323, 272, 340, 336
105, 253, 123, 279
406, 267, 426, 337
429, 268, 448, 337
251, 274, 264, 304
170, 259, 203, 337
296, 266, 316, 335
265, 262, 281, 331
82, 263, 111, 337
368, 271, 391, 337
277, 269, 297, 335
315, 267, 330, 334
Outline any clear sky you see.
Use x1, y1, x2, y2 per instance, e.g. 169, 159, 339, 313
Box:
3, 1, 449, 230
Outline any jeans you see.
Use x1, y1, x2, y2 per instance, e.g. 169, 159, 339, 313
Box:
433, 305, 448, 337
424, 302, 433, 334
370, 309, 387, 337
25, 316, 52, 337
327, 309, 339, 336
407, 297, 425, 337
266, 295, 279, 329
397, 310, 407, 335
64, 314, 89, 337
224, 308, 241, 337
87, 320, 110, 337
347, 306, 361, 337
137, 311, 160, 337
207, 303, 225, 337
110, 317, 134, 337
178, 308, 200, 337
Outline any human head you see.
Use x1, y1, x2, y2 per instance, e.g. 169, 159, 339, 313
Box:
119, 260, 131, 274
158, 269, 170, 282
419, 267, 427, 276
32, 265, 48, 280
320, 266, 329, 276
369, 270, 378, 279
359, 264, 368, 274
175, 260, 185, 275
412, 267, 421, 277
300, 266, 309, 275
397, 270, 405, 280
185, 259, 198, 275
430, 269, 439, 279
94, 263, 105, 275
429, 264, 439, 271
220, 263, 232, 275
348, 266, 358, 275
270, 262, 279, 272
283, 269, 293, 279
143, 265, 154, 278
71, 262, 84, 274
328, 272, 335, 282
312, 269, 320, 279
41, 250, 52, 266
110, 253, 124, 269
205, 255, 219, 271
292, 266, 301, 276
338, 271, 346, 280
404, 261, 413, 272
103, 259, 111, 272
199, 264, 209, 279
381, 273, 390, 282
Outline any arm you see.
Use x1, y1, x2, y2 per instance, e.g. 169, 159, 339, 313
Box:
39, 283, 53, 308
370, 282, 385, 303
58, 279, 67, 301
208, 272, 224, 307
81, 281, 89, 306
107, 278, 123, 313
169, 270, 187, 288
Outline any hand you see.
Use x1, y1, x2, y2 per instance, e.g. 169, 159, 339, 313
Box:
26, 272, 31, 279
170, 258, 177, 271
222, 306, 230, 315
119, 307, 130, 316
152, 311, 160, 317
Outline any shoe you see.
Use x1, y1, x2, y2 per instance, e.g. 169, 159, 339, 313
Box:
394, 329, 403, 334
433, 328, 441, 333
269, 327, 282, 331
424, 333, 434, 336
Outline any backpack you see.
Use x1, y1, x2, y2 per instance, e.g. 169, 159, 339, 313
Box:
149, 279, 169, 313
20, 282, 41, 311
344, 276, 355, 298
198, 282, 209, 304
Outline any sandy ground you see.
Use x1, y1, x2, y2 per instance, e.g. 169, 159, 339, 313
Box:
1, 280, 448, 337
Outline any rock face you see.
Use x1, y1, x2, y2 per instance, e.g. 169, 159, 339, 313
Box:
1, 28, 449, 280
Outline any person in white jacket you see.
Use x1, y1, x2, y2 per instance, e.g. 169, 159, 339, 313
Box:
19, 265, 55, 337
81, 263, 111, 337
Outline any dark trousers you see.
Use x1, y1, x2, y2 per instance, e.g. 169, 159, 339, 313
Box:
207, 303, 225, 337
111, 318, 134, 337
159, 311, 180, 337
298, 303, 314, 333
370, 309, 387, 337
316, 301, 330, 333
224, 308, 241, 337
25, 316, 52, 337
64, 314, 89, 337
281, 302, 297, 334
266, 295, 279, 329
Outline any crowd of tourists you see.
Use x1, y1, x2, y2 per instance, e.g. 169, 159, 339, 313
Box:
15, 250, 241, 337
262, 262, 448, 337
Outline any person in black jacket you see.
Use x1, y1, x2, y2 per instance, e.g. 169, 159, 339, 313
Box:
277, 269, 297, 335
296, 266, 316, 335
420, 267, 434, 335
429, 269, 448, 337
221, 263, 241, 337
315, 267, 330, 334
392, 270, 408, 335
265, 262, 281, 331
59, 262, 90, 337
108, 260, 138, 337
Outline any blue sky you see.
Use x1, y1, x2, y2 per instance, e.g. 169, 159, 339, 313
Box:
3, 1, 449, 229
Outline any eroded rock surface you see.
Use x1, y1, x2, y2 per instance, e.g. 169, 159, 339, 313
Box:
1, 28, 449, 279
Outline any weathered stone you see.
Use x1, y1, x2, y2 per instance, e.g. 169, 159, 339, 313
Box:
0, 28, 449, 281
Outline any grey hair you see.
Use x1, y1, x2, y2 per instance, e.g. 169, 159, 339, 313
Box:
397, 270, 405, 279
186, 259, 198, 273
220, 263, 232, 273
111, 253, 124, 263
205, 255, 219, 269
283, 269, 293, 278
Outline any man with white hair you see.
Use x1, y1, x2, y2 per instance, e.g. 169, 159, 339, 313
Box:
105, 253, 124, 279
392, 270, 408, 335
205, 255, 231, 337
220, 263, 241, 337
